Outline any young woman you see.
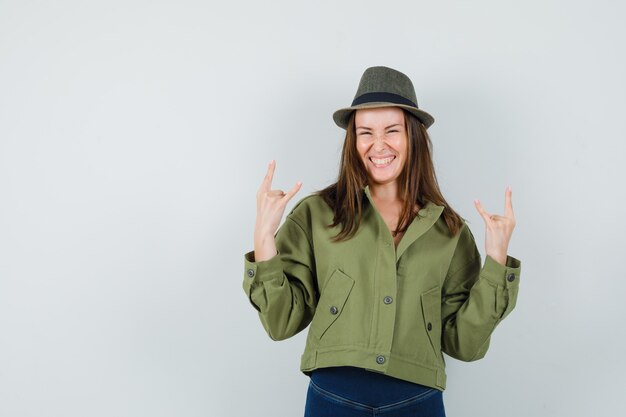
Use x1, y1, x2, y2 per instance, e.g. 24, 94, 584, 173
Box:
243, 66, 521, 417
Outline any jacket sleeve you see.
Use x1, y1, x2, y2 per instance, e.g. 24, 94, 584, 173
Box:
440, 223, 521, 361
242, 213, 317, 341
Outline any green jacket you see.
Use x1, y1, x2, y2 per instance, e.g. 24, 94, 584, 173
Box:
242, 186, 521, 390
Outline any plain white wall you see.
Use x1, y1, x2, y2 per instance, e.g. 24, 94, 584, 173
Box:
1, 0, 625, 416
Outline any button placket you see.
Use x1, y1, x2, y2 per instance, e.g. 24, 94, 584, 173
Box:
366, 209, 398, 372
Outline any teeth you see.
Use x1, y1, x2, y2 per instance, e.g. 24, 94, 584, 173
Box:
371, 156, 394, 165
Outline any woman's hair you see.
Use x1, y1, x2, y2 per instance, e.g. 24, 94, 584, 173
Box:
317, 109, 464, 241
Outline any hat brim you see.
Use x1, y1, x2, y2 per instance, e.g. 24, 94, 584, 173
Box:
332, 102, 435, 130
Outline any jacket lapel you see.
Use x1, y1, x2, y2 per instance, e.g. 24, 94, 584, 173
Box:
363, 186, 445, 262
395, 202, 444, 261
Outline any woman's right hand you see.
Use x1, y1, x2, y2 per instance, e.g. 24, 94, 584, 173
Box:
254, 160, 302, 262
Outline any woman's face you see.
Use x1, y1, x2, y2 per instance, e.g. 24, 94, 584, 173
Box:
355, 107, 408, 188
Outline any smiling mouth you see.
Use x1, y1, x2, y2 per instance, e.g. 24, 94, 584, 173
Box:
369, 156, 395, 167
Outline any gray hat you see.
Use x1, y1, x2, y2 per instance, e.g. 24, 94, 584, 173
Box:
333, 66, 434, 129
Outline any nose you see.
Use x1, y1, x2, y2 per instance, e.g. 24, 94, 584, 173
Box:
373, 134, 388, 151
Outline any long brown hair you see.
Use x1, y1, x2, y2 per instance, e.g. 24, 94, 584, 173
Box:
317, 109, 464, 241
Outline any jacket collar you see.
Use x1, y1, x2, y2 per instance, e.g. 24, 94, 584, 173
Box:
363, 185, 445, 261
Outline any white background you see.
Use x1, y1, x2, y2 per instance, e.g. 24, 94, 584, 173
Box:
1, 1, 625, 416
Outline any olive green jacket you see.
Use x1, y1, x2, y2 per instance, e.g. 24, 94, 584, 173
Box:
242, 186, 521, 390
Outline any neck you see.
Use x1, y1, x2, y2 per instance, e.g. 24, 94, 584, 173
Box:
368, 182, 402, 203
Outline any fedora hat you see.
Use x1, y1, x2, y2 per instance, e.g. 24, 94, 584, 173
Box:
333, 66, 434, 129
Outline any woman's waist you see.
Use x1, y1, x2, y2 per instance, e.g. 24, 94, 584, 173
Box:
310, 366, 436, 407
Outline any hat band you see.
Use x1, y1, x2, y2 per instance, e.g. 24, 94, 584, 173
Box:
351, 92, 417, 108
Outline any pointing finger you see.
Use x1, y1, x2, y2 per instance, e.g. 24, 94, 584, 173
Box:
283, 181, 302, 203
504, 186, 515, 218
474, 199, 492, 224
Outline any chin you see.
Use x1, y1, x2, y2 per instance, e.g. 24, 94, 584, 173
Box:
368, 174, 400, 185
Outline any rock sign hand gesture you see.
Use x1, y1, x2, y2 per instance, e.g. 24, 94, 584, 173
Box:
254, 160, 302, 262
473, 186, 517, 266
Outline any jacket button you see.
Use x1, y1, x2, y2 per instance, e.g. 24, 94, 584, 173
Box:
247, 269, 255, 278
376, 355, 385, 364
383, 296, 393, 304
329, 306, 338, 315
427, 322, 432, 331
507, 273, 516, 282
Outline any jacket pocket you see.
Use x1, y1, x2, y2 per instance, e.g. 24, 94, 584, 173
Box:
421, 286, 442, 360
310, 269, 355, 340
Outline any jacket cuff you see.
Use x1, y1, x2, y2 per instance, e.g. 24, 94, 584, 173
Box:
480, 254, 521, 288
243, 250, 283, 287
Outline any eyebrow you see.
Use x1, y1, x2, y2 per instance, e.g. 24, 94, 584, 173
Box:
356, 123, 402, 131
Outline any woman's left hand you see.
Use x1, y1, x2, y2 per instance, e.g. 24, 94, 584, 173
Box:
474, 186, 516, 266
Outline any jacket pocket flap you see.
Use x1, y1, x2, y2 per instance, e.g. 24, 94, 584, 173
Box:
311, 269, 355, 339
420, 286, 442, 358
